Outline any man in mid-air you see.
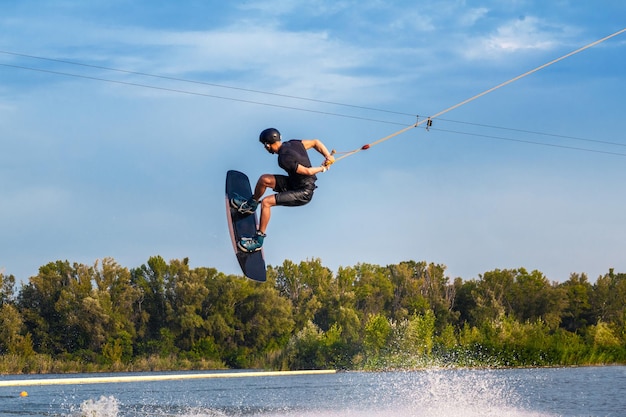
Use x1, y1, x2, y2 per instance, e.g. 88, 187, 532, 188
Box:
231, 127, 335, 252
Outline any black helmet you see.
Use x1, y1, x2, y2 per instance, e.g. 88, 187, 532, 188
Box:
259, 128, 281, 144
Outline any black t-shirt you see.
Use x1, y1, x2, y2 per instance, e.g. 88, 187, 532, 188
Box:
278, 140, 317, 189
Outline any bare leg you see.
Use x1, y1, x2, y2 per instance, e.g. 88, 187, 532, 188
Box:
253, 174, 275, 201
259, 195, 276, 234
253, 174, 277, 235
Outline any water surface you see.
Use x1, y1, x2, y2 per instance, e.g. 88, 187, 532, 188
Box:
1, 366, 624, 416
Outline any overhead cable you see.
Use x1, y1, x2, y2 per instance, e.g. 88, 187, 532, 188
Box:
331, 27, 626, 163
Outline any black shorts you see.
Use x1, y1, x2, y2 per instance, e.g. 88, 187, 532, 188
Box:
273, 175, 316, 207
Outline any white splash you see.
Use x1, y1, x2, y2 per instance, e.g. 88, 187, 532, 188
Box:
263, 369, 554, 417
77, 396, 120, 417
395, 369, 550, 417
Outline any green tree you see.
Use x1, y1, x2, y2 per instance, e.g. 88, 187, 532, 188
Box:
201, 273, 241, 363
354, 263, 394, 319
6, 256, 626, 370
198, 272, 293, 368
273, 259, 331, 331
18, 260, 91, 354
363, 313, 392, 357
0, 272, 16, 307
318, 265, 361, 345
469, 269, 515, 324
468, 268, 565, 329
281, 321, 324, 369
131, 256, 173, 352
166, 259, 210, 351
54, 262, 115, 354
591, 269, 626, 329
589, 321, 621, 348
509, 269, 565, 329
400, 310, 436, 356
453, 277, 478, 326
0, 303, 34, 356
236, 276, 294, 355
422, 262, 457, 329
387, 262, 428, 321
560, 273, 594, 333
93, 258, 141, 360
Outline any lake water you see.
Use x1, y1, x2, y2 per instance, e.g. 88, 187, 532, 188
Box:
1, 366, 624, 417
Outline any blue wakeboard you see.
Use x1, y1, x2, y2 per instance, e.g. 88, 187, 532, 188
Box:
225, 170, 266, 282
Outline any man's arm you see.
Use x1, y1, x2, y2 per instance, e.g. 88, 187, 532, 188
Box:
296, 164, 328, 176
298, 139, 335, 176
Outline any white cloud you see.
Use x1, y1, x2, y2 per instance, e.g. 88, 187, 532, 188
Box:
462, 16, 571, 59
459, 7, 489, 27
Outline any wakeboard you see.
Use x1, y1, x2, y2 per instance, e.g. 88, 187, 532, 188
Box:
225, 170, 267, 282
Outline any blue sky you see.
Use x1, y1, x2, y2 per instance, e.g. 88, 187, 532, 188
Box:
1, 1, 625, 283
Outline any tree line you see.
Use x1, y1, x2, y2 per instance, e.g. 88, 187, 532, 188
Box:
0, 257, 625, 373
